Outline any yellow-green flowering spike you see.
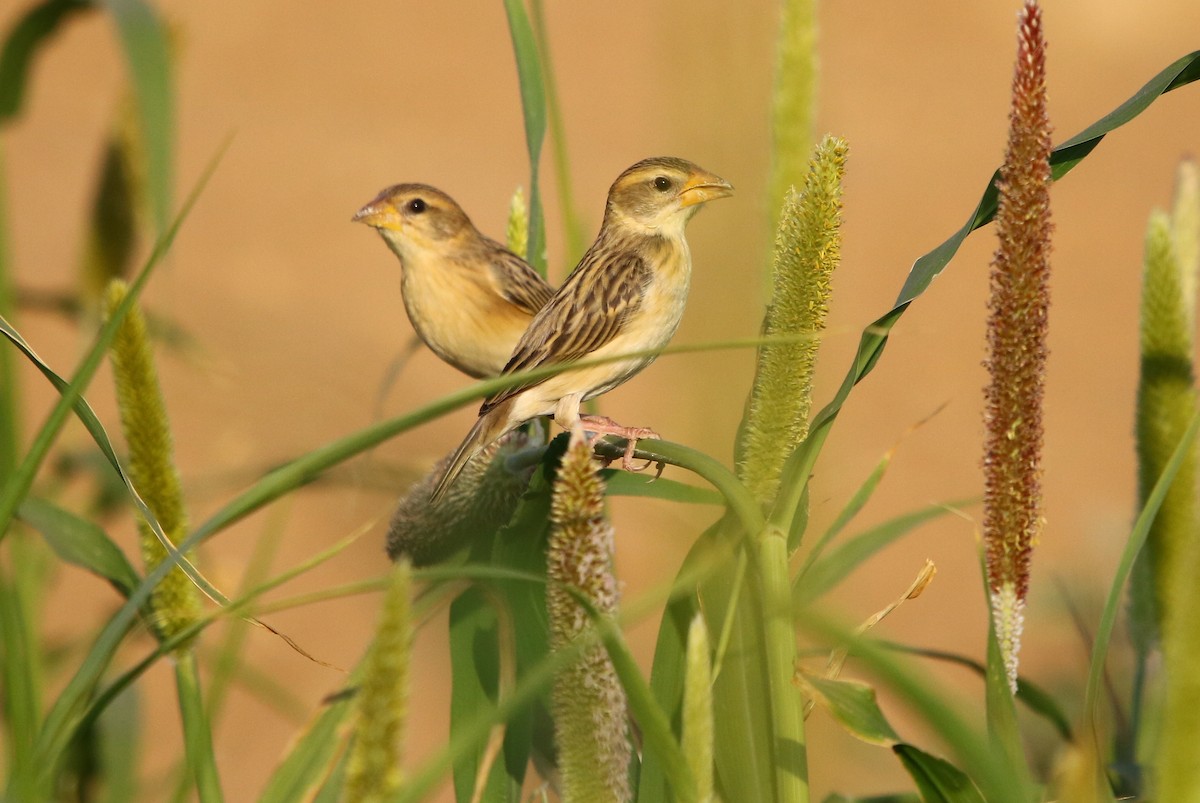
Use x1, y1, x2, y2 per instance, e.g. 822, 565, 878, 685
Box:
738, 134, 846, 504
387, 427, 542, 566
345, 560, 413, 803
682, 614, 714, 803
105, 280, 200, 644
1136, 211, 1197, 632
769, 0, 818, 226
1172, 159, 1199, 334
982, 0, 1052, 695
507, 186, 529, 260
547, 436, 630, 803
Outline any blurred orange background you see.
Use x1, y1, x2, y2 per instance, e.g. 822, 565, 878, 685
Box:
4, 0, 1200, 799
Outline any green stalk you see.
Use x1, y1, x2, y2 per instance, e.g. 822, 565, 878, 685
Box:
754, 527, 808, 802
174, 652, 224, 803
529, 0, 588, 264
0, 140, 17, 478
0, 560, 39, 802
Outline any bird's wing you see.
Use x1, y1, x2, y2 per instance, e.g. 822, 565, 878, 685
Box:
481, 250, 650, 413
490, 246, 554, 315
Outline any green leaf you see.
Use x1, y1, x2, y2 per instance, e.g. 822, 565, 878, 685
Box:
0, 560, 41, 801
595, 605, 696, 801
0, 142, 17, 481
0, 0, 88, 123
98, 0, 173, 234
795, 500, 971, 606
769, 50, 1200, 542
258, 670, 361, 803
1094, 410, 1200, 801
23, 151, 226, 792
805, 675, 900, 746
448, 586, 517, 802
502, 0, 547, 275
638, 535, 707, 801
821, 794, 920, 803
796, 444, 894, 558
601, 471, 722, 505
879, 642, 1071, 741
893, 744, 985, 803
17, 497, 140, 598
97, 685, 140, 803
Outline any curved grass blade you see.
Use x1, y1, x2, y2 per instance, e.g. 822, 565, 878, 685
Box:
800, 613, 1023, 803
258, 665, 362, 803
502, 0, 547, 275
0, 144, 15, 478
0, 560, 41, 802
893, 744, 985, 803
1085, 411, 1200, 726
98, 0, 173, 234
795, 499, 973, 606
17, 497, 140, 598
0, 283, 223, 606
803, 675, 900, 746
601, 470, 722, 505
770, 50, 1200, 538
0, 0, 87, 123
0, 140, 223, 549
879, 641, 1071, 741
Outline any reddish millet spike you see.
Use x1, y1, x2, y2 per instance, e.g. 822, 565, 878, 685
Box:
983, 0, 1053, 691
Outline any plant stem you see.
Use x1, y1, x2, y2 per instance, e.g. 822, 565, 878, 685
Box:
755, 527, 809, 802
174, 651, 224, 803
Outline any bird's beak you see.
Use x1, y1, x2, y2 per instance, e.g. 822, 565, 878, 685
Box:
352, 199, 398, 229
679, 172, 734, 207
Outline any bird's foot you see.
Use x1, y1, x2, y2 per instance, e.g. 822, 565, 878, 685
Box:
579, 415, 660, 472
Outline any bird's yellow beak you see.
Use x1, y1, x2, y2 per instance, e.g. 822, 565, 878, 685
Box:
679, 172, 734, 208
352, 199, 399, 229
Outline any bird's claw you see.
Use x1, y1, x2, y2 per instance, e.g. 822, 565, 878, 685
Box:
580, 416, 660, 474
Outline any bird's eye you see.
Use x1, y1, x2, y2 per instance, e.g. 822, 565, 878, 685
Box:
653, 176, 672, 192
408, 198, 427, 213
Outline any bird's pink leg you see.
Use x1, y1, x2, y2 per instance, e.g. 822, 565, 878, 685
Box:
578, 414, 659, 472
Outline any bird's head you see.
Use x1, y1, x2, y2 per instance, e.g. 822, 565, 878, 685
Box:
604, 157, 733, 236
352, 183, 475, 257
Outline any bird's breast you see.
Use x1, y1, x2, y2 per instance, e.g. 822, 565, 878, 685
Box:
401, 255, 532, 377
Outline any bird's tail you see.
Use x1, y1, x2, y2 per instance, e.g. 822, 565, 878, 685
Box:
430, 409, 511, 505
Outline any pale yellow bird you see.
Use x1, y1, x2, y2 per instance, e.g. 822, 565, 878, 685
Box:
353, 184, 553, 378
431, 157, 733, 503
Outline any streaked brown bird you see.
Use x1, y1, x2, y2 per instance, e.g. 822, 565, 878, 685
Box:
431, 157, 733, 503
353, 183, 553, 378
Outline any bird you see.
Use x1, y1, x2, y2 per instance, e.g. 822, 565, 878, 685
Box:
353, 183, 554, 378
430, 156, 733, 504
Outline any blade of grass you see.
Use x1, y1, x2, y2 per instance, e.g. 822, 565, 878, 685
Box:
258, 664, 362, 803
878, 641, 1071, 741
0, 0, 87, 123
800, 612, 1019, 803
528, 0, 587, 263
769, 50, 1200, 539
892, 744, 985, 803
502, 0, 547, 276
0, 560, 41, 802
98, 0, 173, 234
0, 141, 17, 479
17, 497, 140, 598
98, 684, 140, 803
1085, 410, 1200, 738
0, 139, 226, 549
795, 499, 974, 606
